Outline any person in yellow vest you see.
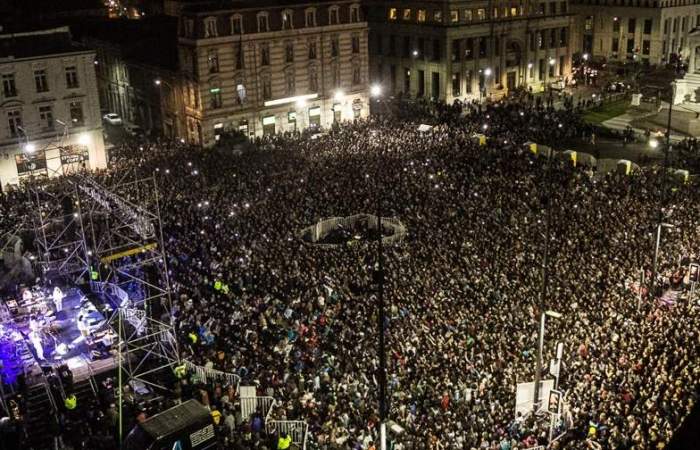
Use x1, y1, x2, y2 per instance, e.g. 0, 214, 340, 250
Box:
210, 409, 222, 425
277, 432, 291, 450
173, 362, 187, 379
188, 331, 198, 344
64, 394, 77, 410
213, 280, 222, 291
221, 283, 229, 295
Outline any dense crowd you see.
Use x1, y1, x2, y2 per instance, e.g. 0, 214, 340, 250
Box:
1, 97, 699, 450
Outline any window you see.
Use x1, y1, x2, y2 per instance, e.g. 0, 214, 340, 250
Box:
418, 70, 425, 96
464, 9, 473, 21
451, 72, 460, 96
258, 13, 269, 32
538, 59, 544, 80
7, 110, 21, 137
432, 39, 441, 60
352, 36, 360, 54
548, 60, 554, 77
585, 16, 593, 31
664, 19, 669, 34
34, 69, 49, 93
261, 43, 270, 66
510, 7, 518, 16
388, 8, 397, 20
353, 65, 361, 85
234, 43, 244, 70
627, 37, 635, 53
550, 29, 556, 47
309, 68, 318, 92
65, 66, 79, 89
330, 6, 340, 25
205, 17, 218, 37
282, 10, 293, 29
417, 9, 426, 22
39, 105, 53, 129
465, 70, 472, 93
351, 5, 360, 22
477, 9, 486, 20
673, 18, 678, 33
184, 19, 194, 37
69, 101, 84, 126
494, 36, 500, 56
628, 18, 636, 33
3, 73, 17, 97
560, 2, 567, 13
309, 41, 317, 59
210, 85, 222, 108
286, 42, 294, 63
559, 56, 564, 76
451, 10, 459, 22
230, 16, 243, 35
478, 37, 487, 58
262, 76, 272, 100
538, 31, 544, 49
560, 28, 567, 46
403, 36, 411, 57
613, 18, 620, 32
403, 9, 411, 20
644, 18, 652, 34
404, 68, 410, 92
434, 10, 442, 22
452, 40, 460, 61
235, 82, 246, 104
612, 37, 620, 52
465, 38, 474, 59
331, 37, 339, 57
332, 64, 340, 87
549, 2, 556, 14
682, 17, 687, 31
643, 39, 651, 54
306, 8, 316, 27
389, 35, 396, 55
207, 50, 219, 73
285, 69, 295, 95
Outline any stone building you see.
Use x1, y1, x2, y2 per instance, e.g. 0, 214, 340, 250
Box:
0, 27, 106, 191
365, 0, 575, 103
572, 0, 700, 65
176, 0, 370, 145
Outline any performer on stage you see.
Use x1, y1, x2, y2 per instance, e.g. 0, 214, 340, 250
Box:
30, 330, 44, 360
77, 313, 91, 344
52, 286, 64, 313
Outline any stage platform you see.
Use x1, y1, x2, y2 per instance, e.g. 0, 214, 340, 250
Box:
0, 283, 118, 388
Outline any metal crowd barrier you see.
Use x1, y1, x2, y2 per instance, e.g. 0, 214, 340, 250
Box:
240, 395, 275, 421
266, 419, 308, 450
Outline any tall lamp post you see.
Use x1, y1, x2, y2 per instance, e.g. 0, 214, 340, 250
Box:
370, 83, 388, 450
480, 67, 492, 103
533, 309, 562, 412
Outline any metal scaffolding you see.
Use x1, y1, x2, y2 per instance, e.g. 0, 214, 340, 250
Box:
27, 170, 179, 392
79, 172, 179, 391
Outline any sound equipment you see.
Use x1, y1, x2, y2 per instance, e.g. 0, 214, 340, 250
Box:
128, 400, 216, 450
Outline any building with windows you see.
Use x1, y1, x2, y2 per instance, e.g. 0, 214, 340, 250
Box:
76, 16, 187, 139
0, 27, 106, 191
572, 0, 700, 65
176, 0, 369, 145
366, 0, 574, 103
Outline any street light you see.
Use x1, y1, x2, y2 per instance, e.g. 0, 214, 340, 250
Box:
334, 90, 345, 101
370, 84, 383, 98
154, 79, 162, 86
649, 139, 659, 149
583, 53, 590, 61
533, 309, 562, 411
78, 133, 90, 146
25, 142, 36, 153
484, 67, 492, 76
412, 49, 419, 57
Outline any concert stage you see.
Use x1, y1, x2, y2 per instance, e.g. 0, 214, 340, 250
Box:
0, 282, 118, 388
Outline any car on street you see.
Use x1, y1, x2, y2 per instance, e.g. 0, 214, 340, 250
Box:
103, 113, 123, 126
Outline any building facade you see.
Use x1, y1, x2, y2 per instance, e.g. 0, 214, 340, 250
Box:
0, 27, 106, 191
366, 0, 575, 103
572, 0, 700, 65
177, 0, 370, 146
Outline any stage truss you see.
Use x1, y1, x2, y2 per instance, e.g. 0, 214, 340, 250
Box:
27, 170, 180, 392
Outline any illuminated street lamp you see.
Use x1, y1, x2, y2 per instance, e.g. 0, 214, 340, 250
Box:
370, 84, 382, 98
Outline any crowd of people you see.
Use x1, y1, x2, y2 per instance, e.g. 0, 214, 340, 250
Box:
1, 96, 698, 450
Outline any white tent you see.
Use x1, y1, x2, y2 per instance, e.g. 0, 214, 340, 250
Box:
417, 124, 434, 133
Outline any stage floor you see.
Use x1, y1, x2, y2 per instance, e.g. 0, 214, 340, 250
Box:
1, 283, 116, 385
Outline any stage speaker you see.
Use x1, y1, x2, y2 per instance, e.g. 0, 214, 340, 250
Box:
126, 400, 216, 450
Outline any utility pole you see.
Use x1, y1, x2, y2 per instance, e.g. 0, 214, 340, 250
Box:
533, 151, 553, 412
650, 82, 674, 298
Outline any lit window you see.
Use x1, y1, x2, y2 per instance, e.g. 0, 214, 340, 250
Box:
417, 9, 426, 22
388, 8, 397, 20
451, 10, 459, 22
464, 9, 473, 21
434, 10, 442, 22
403, 9, 411, 20
282, 10, 293, 29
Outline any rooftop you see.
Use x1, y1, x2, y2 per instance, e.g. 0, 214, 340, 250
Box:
183, 0, 356, 14
0, 27, 90, 60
